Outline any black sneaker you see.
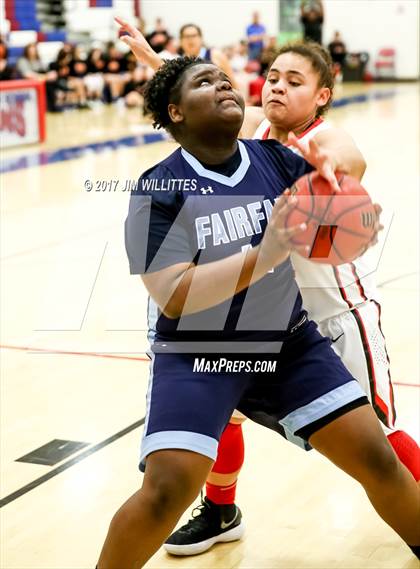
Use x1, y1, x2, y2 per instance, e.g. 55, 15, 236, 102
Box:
164, 497, 244, 556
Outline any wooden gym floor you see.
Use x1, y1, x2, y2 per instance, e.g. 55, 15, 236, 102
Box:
1, 81, 419, 568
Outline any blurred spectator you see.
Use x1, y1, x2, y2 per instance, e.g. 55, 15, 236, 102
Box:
85, 47, 106, 100
48, 50, 71, 79
49, 49, 88, 109
48, 51, 72, 110
104, 42, 127, 73
104, 42, 129, 102
260, 36, 278, 71
146, 18, 170, 54
246, 12, 266, 61
221, 41, 253, 101
159, 36, 178, 60
222, 45, 235, 61
229, 40, 248, 73
16, 43, 63, 111
125, 50, 139, 72
68, 46, 89, 107
179, 23, 236, 85
137, 17, 146, 35
0, 39, 15, 80
301, 0, 324, 45
123, 65, 148, 108
69, 45, 88, 78
60, 42, 73, 56
248, 62, 265, 106
16, 43, 47, 78
328, 31, 347, 67
87, 47, 106, 74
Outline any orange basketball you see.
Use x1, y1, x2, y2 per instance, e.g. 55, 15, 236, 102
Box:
285, 171, 377, 265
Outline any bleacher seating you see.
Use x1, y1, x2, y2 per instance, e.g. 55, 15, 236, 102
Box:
6, 45, 25, 66
4, 0, 67, 38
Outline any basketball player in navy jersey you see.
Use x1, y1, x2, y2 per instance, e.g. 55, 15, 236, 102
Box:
112, 20, 420, 559
96, 55, 420, 567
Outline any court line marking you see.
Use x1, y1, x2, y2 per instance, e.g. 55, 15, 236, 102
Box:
34, 242, 109, 332
393, 381, 420, 388
377, 271, 418, 288
1, 344, 418, 390
0, 90, 397, 175
1, 222, 115, 262
0, 344, 420, 388
0, 339, 418, 507
0, 344, 150, 362
0, 417, 145, 508
0, 131, 168, 174
1, 86, 416, 507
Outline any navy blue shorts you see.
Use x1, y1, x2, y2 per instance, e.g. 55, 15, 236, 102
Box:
140, 320, 367, 469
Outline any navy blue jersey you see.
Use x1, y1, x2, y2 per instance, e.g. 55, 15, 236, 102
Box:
125, 139, 313, 348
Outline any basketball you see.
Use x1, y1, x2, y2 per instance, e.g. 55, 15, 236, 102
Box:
285, 171, 378, 265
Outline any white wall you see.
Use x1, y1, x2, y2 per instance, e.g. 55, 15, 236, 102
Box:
65, 0, 134, 42
140, 0, 279, 47
323, 0, 419, 79
44, 0, 419, 79
140, 0, 418, 79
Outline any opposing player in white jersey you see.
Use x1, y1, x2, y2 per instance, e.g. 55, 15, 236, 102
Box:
164, 41, 420, 556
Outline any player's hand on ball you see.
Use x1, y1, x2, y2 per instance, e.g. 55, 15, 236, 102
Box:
358, 203, 384, 255
114, 16, 162, 71
259, 191, 309, 266
288, 132, 341, 193
370, 203, 383, 242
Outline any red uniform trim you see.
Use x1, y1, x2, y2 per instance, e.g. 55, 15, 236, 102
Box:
350, 262, 368, 303
262, 117, 325, 143
333, 267, 390, 425
262, 125, 270, 140
372, 300, 396, 425
352, 307, 389, 420
332, 266, 353, 309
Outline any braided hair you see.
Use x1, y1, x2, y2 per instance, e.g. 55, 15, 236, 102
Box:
144, 56, 204, 135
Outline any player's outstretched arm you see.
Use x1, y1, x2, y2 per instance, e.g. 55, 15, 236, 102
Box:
290, 127, 367, 181
115, 16, 163, 71
288, 132, 342, 193
141, 194, 306, 319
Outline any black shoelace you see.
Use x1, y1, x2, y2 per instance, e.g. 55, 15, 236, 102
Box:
179, 493, 217, 533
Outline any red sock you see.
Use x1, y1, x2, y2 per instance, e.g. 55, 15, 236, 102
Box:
387, 430, 420, 481
206, 422, 245, 505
